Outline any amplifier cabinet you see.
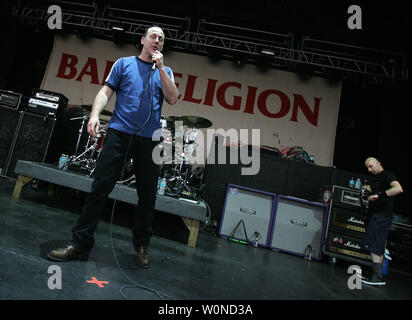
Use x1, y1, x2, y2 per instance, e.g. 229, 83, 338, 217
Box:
268, 196, 328, 261
26, 89, 68, 117
328, 205, 367, 236
324, 230, 372, 265
0, 107, 23, 176
0, 90, 23, 110
218, 184, 277, 247
331, 185, 363, 210
4, 112, 56, 178
323, 185, 372, 266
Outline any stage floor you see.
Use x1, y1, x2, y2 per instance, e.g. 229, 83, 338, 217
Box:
1, 176, 412, 301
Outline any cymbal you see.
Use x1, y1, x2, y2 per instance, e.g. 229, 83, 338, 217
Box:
180, 116, 212, 128
165, 116, 182, 123
81, 104, 113, 117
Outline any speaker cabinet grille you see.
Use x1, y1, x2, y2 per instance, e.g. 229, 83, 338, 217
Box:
268, 196, 328, 260
5, 112, 56, 178
0, 107, 22, 176
218, 184, 276, 247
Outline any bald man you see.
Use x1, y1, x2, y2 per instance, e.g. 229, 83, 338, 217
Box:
361, 157, 403, 286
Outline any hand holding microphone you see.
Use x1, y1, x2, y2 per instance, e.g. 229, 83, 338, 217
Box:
151, 50, 164, 70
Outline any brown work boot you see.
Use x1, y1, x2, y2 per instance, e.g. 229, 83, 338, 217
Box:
47, 244, 89, 262
136, 245, 151, 269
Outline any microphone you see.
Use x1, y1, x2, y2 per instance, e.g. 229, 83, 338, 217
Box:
152, 62, 156, 70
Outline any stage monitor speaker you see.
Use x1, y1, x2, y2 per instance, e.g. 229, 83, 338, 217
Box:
5, 111, 56, 178
0, 107, 23, 176
268, 196, 328, 260
218, 184, 276, 247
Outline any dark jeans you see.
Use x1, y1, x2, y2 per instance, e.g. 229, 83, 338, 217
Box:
71, 128, 160, 253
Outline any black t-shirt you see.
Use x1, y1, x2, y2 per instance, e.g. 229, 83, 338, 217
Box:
368, 170, 397, 217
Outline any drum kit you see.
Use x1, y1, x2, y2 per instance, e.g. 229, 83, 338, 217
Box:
62, 104, 110, 176
159, 115, 212, 199
63, 104, 212, 199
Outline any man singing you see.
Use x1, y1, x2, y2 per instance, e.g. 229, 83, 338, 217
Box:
48, 25, 179, 268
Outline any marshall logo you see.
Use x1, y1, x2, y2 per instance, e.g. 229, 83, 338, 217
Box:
344, 241, 361, 250
332, 237, 361, 250
348, 216, 365, 225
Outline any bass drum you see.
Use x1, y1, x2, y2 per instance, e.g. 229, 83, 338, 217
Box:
187, 165, 205, 189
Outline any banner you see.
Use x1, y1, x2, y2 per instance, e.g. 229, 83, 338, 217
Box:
41, 34, 341, 167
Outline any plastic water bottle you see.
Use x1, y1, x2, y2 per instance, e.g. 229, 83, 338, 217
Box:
349, 177, 355, 188
354, 178, 361, 190
58, 154, 66, 169
158, 178, 166, 195
58, 154, 69, 170
382, 249, 392, 275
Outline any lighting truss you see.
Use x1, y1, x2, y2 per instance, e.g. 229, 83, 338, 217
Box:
12, 0, 408, 85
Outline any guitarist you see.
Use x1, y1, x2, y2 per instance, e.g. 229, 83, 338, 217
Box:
361, 157, 403, 286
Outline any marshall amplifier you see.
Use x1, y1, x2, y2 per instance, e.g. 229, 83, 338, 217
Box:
0, 90, 23, 110
332, 185, 365, 210
324, 231, 372, 265
329, 205, 367, 236
324, 185, 373, 266
26, 89, 68, 117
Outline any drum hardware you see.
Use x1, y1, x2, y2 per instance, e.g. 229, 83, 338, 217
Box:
65, 111, 109, 175
157, 115, 212, 199
166, 162, 197, 199
70, 115, 89, 156
61, 114, 208, 199
66, 129, 106, 176
63, 112, 107, 175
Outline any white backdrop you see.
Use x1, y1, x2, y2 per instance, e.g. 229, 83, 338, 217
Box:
41, 34, 342, 166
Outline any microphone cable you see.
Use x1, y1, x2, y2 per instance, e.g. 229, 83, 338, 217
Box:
106, 61, 176, 300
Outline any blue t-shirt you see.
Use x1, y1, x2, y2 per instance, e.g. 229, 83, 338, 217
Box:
104, 56, 174, 138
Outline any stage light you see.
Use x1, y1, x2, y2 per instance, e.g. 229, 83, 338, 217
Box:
260, 48, 275, 56
111, 22, 127, 44
111, 22, 124, 32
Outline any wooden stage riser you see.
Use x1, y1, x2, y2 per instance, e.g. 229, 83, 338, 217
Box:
12, 161, 207, 248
